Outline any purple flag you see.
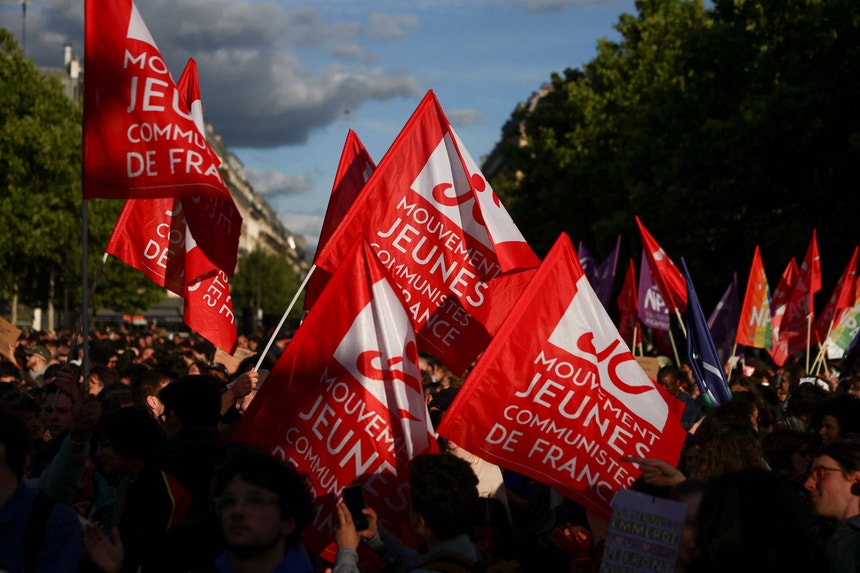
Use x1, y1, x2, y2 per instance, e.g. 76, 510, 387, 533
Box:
593, 235, 621, 310
638, 251, 671, 331
577, 241, 596, 284
707, 273, 740, 364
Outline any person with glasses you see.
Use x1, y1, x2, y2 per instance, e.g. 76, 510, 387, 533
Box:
804, 440, 860, 572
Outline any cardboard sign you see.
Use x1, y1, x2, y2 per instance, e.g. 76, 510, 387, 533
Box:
0, 316, 21, 358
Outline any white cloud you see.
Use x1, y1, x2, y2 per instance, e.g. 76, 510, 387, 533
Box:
446, 108, 484, 127
245, 166, 313, 197
513, 0, 620, 12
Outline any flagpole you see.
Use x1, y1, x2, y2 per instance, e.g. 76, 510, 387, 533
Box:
805, 313, 813, 372
632, 325, 640, 356
674, 308, 687, 338
253, 265, 316, 371
811, 317, 837, 375
668, 328, 681, 367
81, 199, 90, 375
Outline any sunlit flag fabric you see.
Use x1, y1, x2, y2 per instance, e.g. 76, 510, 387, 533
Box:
304, 130, 377, 312
736, 246, 773, 350
83, 3, 241, 273
315, 90, 540, 374
103, 59, 238, 353
84, 0, 228, 200
437, 233, 685, 521
230, 239, 437, 559
707, 273, 739, 365
827, 284, 860, 359
617, 258, 640, 349
635, 217, 687, 313
681, 258, 732, 410
638, 252, 671, 332
772, 232, 822, 364
815, 246, 858, 342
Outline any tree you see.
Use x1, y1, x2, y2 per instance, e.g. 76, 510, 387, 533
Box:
0, 29, 163, 325
492, 0, 860, 310
230, 247, 304, 334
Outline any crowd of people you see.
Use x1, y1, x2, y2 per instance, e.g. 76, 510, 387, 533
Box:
1, 325, 860, 572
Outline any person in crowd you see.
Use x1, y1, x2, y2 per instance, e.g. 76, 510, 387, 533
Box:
782, 380, 830, 432
0, 404, 82, 572
804, 439, 860, 572
813, 393, 860, 444
657, 365, 704, 431
24, 345, 53, 385
130, 368, 177, 422
0, 361, 22, 385
334, 453, 481, 572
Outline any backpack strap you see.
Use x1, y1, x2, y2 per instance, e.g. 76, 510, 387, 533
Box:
24, 494, 56, 573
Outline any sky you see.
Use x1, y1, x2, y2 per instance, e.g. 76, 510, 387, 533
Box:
1, 0, 637, 254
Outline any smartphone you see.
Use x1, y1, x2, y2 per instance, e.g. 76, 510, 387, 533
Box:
342, 485, 368, 531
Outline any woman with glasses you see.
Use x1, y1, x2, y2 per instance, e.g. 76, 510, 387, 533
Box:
804, 440, 860, 572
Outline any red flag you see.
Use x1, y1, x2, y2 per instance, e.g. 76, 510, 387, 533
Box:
617, 258, 640, 348
304, 130, 377, 311
174, 58, 242, 275
815, 246, 858, 341
780, 231, 822, 342
635, 217, 687, 313
105, 198, 238, 353
436, 233, 686, 521
315, 91, 539, 374
735, 247, 773, 349
231, 240, 437, 559
83, 1, 230, 204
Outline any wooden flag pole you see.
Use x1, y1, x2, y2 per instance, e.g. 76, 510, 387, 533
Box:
805, 313, 813, 372
253, 265, 316, 371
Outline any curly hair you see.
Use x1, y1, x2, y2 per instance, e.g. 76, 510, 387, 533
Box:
409, 453, 479, 539
695, 424, 765, 480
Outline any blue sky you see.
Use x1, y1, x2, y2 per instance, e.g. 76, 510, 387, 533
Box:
2, 0, 636, 253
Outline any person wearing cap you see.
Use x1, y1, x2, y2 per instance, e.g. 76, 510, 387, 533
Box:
24, 345, 52, 385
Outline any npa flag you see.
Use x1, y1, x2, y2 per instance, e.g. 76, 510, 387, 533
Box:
827, 291, 860, 359
304, 131, 377, 312
682, 259, 732, 410
315, 91, 539, 374
638, 252, 671, 331
437, 234, 686, 520
83, 1, 231, 202
736, 247, 773, 349
635, 217, 687, 313
707, 274, 739, 365
815, 246, 858, 342
230, 240, 437, 558
617, 258, 640, 349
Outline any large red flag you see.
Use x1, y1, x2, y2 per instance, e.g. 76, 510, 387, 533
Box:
304, 130, 377, 312
735, 246, 773, 349
437, 233, 685, 521
104, 197, 238, 353
635, 216, 687, 313
617, 258, 640, 349
230, 240, 437, 559
815, 246, 858, 342
315, 91, 540, 374
781, 230, 822, 340
83, 1, 230, 201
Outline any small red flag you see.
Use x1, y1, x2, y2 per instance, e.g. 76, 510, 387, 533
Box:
617, 258, 640, 348
815, 246, 858, 341
635, 216, 687, 313
736, 246, 773, 349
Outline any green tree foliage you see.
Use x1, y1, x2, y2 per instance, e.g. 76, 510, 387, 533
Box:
0, 29, 163, 319
494, 0, 860, 308
231, 248, 304, 332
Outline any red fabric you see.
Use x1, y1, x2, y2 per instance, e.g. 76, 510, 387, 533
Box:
83, 1, 232, 202
436, 233, 686, 521
735, 246, 773, 349
314, 91, 539, 374
616, 258, 640, 348
105, 197, 238, 353
635, 217, 687, 313
230, 240, 437, 560
305, 130, 377, 311
768, 258, 799, 366
815, 246, 858, 341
